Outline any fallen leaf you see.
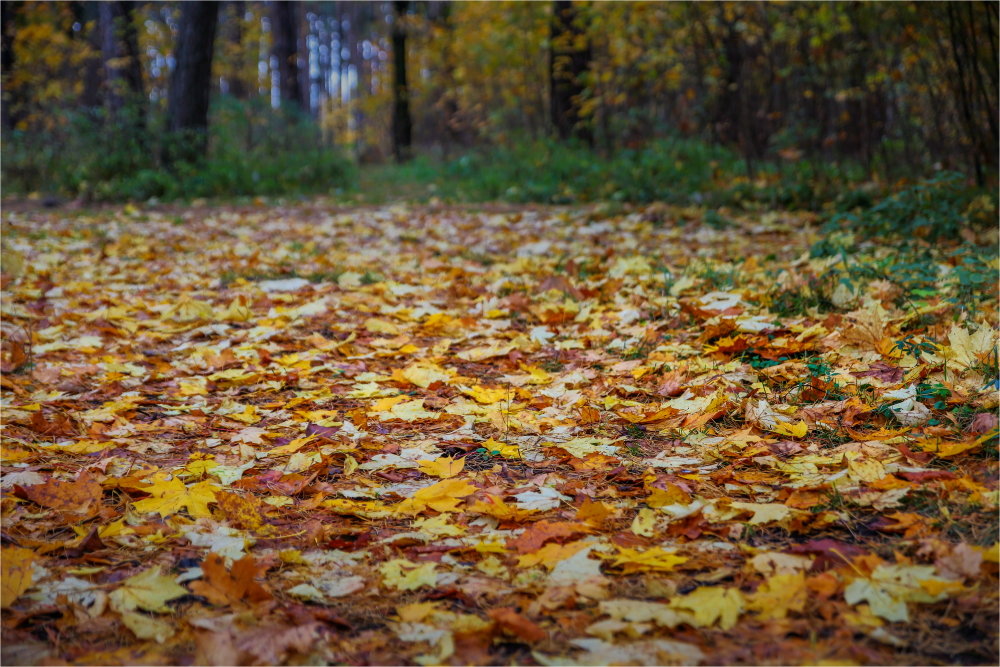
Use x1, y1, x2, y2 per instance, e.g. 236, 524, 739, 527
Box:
488, 607, 547, 642
380, 559, 437, 591
417, 456, 465, 478
607, 546, 688, 574
669, 586, 744, 630
109, 567, 188, 614
1, 546, 35, 608
132, 477, 218, 518
189, 554, 271, 606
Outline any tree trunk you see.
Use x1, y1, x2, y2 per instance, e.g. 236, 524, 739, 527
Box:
549, 0, 592, 145
99, 1, 145, 124
391, 0, 413, 162
226, 0, 248, 99
271, 0, 307, 113
78, 1, 103, 110
165, 1, 219, 164
1, 1, 22, 130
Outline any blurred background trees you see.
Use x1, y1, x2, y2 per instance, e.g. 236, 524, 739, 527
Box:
1, 1, 996, 201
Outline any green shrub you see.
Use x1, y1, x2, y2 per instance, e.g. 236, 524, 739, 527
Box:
0, 98, 354, 201
825, 171, 994, 242
358, 136, 885, 210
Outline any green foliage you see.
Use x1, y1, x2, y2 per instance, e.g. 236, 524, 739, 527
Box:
826, 172, 994, 242
803, 174, 998, 318
360, 137, 747, 206
358, 136, 886, 210
1, 99, 355, 201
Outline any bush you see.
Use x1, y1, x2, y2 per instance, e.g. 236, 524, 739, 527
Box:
359, 136, 883, 210
824, 171, 994, 242
0, 98, 355, 201
358, 136, 749, 205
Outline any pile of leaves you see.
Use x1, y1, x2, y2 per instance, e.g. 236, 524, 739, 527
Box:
1, 201, 997, 665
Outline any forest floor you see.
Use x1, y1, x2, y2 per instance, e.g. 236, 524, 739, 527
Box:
1, 201, 998, 665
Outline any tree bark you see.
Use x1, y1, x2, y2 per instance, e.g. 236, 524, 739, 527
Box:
166, 1, 219, 164
226, 0, 248, 99
391, 0, 413, 162
549, 0, 592, 145
271, 1, 307, 112
99, 1, 144, 123
1, 1, 23, 130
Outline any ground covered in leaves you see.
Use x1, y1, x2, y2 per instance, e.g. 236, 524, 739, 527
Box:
1, 201, 998, 665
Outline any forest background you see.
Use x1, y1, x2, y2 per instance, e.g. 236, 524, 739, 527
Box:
0, 1, 997, 208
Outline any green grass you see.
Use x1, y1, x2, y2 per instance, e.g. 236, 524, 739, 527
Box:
353, 137, 851, 208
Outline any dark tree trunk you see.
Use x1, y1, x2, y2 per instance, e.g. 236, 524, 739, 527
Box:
226, 0, 248, 99
1, 1, 22, 130
79, 1, 103, 110
391, 0, 413, 162
549, 0, 592, 145
99, 1, 145, 125
165, 1, 219, 164
271, 1, 307, 112
436, 1, 461, 157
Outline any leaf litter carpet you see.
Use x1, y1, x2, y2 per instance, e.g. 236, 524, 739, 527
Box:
1, 202, 997, 666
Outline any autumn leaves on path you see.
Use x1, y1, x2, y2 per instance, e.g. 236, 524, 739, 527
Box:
1, 203, 997, 665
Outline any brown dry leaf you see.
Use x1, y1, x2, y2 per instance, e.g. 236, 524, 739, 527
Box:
190, 554, 272, 606
506, 520, 589, 554
20, 471, 102, 517
488, 607, 547, 642
233, 623, 323, 665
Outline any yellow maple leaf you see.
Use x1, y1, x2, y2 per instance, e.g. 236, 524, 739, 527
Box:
747, 572, 806, 619
631, 508, 658, 536
323, 498, 393, 519
772, 420, 808, 438
413, 515, 466, 537
519, 364, 553, 385
421, 312, 460, 334
177, 377, 209, 396
266, 434, 318, 457
377, 399, 439, 421
461, 385, 510, 404
608, 546, 688, 573
395, 478, 478, 514
109, 567, 188, 613
365, 317, 400, 334
730, 501, 793, 525
168, 298, 214, 322
371, 394, 408, 412
418, 456, 466, 478
132, 477, 218, 518
218, 296, 253, 322
670, 586, 745, 630
1, 546, 35, 608
457, 342, 516, 361
400, 362, 453, 388
471, 539, 510, 554
517, 541, 589, 569
946, 323, 996, 369
847, 457, 886, 483
468, 495, 537, 522
228, 404, 261, 424
119, 611, 176, 643
380, 559, 437, 591
480, 437, 521, 459
935, 434, 993, 458
576, 499, 616, 527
